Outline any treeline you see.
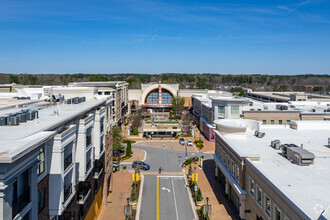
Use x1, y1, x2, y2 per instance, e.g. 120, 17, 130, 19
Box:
0, 73, 330, 92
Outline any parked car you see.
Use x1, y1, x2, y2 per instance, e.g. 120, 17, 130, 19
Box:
187, 140, 193, 146
132, 161, 150, 170
179, 138, 185, 145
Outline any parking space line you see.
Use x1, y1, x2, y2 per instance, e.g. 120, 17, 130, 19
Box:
171, 177, 179, 220
157, 176, 159, 220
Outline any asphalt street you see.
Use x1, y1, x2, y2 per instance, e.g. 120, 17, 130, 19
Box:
120, 145, 213, 172
139, 175, 195, 220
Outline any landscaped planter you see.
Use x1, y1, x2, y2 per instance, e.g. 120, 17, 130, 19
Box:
195, 200, 204, 206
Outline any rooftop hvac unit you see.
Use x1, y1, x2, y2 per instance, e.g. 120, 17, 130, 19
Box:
271, 140, 281, 149
79, 97, 84, 103
9, 115, 19, 126
0, 116, 7, 125
72, 97, 79, 104
281, 144, 315, 166
81, 97, 86, 102
66, 99, 72, 104
255, 131, 265, 138
18, 113, 27, 123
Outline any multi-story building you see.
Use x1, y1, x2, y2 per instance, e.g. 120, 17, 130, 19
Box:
213, 119, 330, 220
0, 90, 114, 220
69, 81, 128, 125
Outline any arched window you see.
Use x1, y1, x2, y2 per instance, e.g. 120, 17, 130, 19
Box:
161, 89, 173, 103
145, 89, 159, 104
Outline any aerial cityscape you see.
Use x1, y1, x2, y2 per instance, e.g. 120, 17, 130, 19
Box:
0, 1, 330, 220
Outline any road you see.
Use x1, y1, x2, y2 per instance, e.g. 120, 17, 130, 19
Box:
120, 145, 213, 172
128, 145, 213, 220
139, 175, 195, 220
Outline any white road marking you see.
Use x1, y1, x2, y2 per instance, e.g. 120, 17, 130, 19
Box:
171, 177, 180, 220
161, 187, 171, 192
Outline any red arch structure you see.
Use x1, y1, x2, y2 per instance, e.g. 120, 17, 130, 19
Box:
144, 85, 174, 106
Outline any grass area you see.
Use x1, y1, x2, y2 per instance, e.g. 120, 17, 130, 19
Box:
145, 121, 179, 124
112, 155, 132, 162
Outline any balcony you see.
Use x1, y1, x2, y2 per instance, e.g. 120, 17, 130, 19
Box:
12, 188, 30, 217
77, 182, 91, 205
86, 136, 92, 148
93, 162, 104, 179
64, 154, 73, 171
64, 184, 73, 203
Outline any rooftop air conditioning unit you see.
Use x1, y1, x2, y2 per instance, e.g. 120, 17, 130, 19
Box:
281, 144, 315, 166
271, 140, 281, 149
72, 97, 79, 104
79, 97, 84, 103
9, 115, 19, 126
0, 116, 8, 125
66, 99, 72, 104
255, 131, 265, 138
18, 113, 27, 123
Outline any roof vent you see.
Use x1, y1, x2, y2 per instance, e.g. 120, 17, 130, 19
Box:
281, 144, 315, 166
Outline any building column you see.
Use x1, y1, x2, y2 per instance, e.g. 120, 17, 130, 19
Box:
239, 195, 246, 220
225, 178, 230, 197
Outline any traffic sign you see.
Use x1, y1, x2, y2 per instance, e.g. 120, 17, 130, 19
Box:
185, 156, 188, 160
194, 185, 198, 191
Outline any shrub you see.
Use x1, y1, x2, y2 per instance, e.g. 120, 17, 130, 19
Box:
132, 127, 139, 135
126, 141, 132, 157
123, 166, 127, 170
188, 165, 193, 176
193, 156, 199, 162
184, 158, 193, 166
130, 184, 137, 202
196, 188, 203, 202
145, 135, 150, 139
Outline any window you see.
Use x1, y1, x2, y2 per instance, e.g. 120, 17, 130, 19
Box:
37, 147, 45, 175
231, 106, 239, 115
250, 178, 255, 197
270, 120, 275, 124
104, 91, 110, 95
218, 106, 225, 114
257, 185, 262, 206
279, 120, 283, 125
263, 120, 266, 124
274, 205, 281, 220
265, 194, 271, 217
286, 120, 290, 125
231, 160, 235, 175
38, 188, 45, 213
97, 92, 102, 95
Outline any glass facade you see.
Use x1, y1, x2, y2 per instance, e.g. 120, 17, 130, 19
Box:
145, 88, 173, 104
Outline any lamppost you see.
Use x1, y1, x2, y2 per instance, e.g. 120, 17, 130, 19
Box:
185, 142, 187, 159
124, 197, 132, 220
203, 196, 211, 218
194, 167, 196, 185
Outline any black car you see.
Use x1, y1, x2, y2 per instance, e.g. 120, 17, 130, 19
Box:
132, 161, 150, 170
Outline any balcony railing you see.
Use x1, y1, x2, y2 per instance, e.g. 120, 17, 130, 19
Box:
86, 136, 92, 148
77, 182, 91, 204
100, 144, 104, 153
94, 162, 104, 179
12, 188, 30, 217
86, 160, 91, 172
64, 184, 72, 202
100, 125, 104, 133
64, 154, 73, 171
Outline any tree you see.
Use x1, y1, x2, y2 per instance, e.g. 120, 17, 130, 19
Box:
171, 96, 185, 115
195, 188, 203, 202
113, 126, 123, 153
126, 141, 132, 156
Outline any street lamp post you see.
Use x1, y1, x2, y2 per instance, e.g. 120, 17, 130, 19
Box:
185, 143, 187, 159
124, 197, 132, 220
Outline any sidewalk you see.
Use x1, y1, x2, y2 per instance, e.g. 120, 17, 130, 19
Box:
122, 148, 146, 163
99, 171, 132, 220
187, 160, 239, 220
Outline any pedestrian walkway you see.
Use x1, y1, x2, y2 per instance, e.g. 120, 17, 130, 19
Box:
188, 160, 239, 220
99, 171, 132, 220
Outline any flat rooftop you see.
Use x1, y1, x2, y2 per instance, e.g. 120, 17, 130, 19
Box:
216, 121, 330, 219
0, 99, 105, 162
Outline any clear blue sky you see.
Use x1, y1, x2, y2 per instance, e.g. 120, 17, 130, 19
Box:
1, 0, 330, 74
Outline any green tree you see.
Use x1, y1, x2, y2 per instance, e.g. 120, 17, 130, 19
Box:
126, 141, 132, 156
113, 126, 123, 153
171, 96, 185, 115
195, 188, 203, 202
10, 75, 19, 84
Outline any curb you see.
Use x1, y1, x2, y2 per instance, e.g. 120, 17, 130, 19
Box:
135, 174, 144, 220
184, 174, 199, 220
141, 149, 147, 162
